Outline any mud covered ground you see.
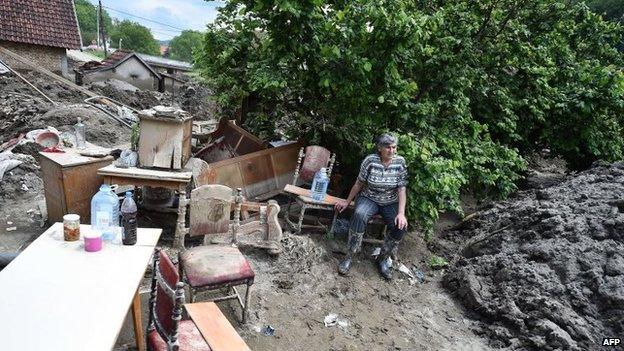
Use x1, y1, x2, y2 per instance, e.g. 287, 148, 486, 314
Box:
436, 161, 624, 350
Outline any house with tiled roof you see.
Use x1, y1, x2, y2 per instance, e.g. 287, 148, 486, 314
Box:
0, 0, 82, 75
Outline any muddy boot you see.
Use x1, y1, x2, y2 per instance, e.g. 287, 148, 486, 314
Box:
338, 253, 353, 275
377, 237, 400, 280
337, 230, 364, 275
377, 256, 392, 280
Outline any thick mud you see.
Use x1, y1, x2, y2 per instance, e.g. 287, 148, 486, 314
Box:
440, 161, 624, 350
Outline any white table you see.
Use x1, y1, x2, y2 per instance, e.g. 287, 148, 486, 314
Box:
0, 223, 161, 351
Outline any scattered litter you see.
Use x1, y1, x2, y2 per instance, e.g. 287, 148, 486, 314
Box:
6, 227, 17, 231
42, 146, 64, 153
413, 268, 425, 283
0, 159, 22, 180
397, 264, 415, 279
324, 313, 338, 327
324, 313, 349, 328
372, 247, 381, 257
261, 325, 275, 336
20, 184, 29, 191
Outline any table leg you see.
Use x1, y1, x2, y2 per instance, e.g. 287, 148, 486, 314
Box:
131, 289, 145, 351
176, 185, 188, 250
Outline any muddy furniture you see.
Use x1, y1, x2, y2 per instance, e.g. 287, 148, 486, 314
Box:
185, 302, 251, 351
138, 106, 192, 170
97, 164, 192, 248
39, 147, 113, 223
178, 184, 282, 323
147, 248, 210, 351
283, 146, 336, 234
193, 119, 303, 200
284, 184, 386, 244
0, 223, 161, 351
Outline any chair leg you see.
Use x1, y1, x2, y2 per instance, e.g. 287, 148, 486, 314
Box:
189, 287, 195, 303
243, 282, 252, 323
296, 203, 306, 235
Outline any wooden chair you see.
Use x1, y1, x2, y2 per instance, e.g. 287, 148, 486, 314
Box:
284, 146, 336, 234
179, 184, 280, 323
147, 248, 210, 351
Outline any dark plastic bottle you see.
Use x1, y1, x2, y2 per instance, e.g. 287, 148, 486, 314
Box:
121, 191, 137, 245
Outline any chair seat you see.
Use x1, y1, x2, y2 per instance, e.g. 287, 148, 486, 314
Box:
148, 320, 211, 351
180, 245, 255, 288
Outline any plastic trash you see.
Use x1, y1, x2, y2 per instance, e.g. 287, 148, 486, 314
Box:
75, 117, 85, 149
324, 314, 338, 327
261, 325, 275, 336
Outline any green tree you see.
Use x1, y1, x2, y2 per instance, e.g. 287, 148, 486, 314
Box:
74, 0, 113, 46
587, 0, 624, 21
196, 0, 624, 235
169, 30, 204, 62
109, 20, 160, 55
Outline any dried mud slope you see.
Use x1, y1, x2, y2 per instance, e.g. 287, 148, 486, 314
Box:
442, 161, 624, 350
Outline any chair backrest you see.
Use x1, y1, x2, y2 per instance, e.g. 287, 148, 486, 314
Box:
189, 184, 233, 237
148, 248, 185, 351
292, 146, 335, 184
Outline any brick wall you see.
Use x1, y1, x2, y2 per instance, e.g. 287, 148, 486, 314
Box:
0, 41, 68, 75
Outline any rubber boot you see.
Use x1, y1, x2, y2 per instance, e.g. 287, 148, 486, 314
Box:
377, 237, 400, 280
338, 230, 364, 275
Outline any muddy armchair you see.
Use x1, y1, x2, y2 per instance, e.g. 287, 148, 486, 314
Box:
180, 184, 283, 254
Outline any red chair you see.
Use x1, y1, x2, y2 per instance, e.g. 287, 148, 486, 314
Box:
147, 248, 210, 351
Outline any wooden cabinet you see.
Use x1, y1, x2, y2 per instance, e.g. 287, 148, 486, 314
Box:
39, 150, 113, 223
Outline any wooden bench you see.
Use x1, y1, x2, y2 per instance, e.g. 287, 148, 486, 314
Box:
185, 302, 251, 351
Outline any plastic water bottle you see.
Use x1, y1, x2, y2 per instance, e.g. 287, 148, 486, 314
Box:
310, 167, 329, 201
90, 184, 119, 242
75, 117, 85, 149
121, 192, 137, 245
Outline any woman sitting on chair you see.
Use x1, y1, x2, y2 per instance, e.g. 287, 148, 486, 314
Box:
335, 133, 408, 280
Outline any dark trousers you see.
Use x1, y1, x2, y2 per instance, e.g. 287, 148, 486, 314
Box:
347, 195, 406, 253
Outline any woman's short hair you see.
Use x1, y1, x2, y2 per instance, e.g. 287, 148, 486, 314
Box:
376, 133, 397, 148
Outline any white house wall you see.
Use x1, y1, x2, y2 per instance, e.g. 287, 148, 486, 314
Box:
83, 56, 158, 90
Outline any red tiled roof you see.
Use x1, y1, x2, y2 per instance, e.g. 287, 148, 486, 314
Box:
0, 0, 82, 49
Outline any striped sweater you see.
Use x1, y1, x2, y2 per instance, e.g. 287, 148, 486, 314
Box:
357, 154, 408, 204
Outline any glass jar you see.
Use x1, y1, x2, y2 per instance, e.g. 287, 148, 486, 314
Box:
63, 214, 80, 241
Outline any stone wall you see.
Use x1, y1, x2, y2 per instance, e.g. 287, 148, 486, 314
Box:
0, 41, 68, 75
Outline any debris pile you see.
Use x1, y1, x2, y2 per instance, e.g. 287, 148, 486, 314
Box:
441, 161, 624, 350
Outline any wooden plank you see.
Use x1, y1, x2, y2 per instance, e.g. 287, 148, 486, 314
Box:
185, 302, 251, 351
284, 184, 353, 206
98, 164, 191, 183
131, 290, 145, 351
212, 163, 245, 189
39, 155, 66, 223
209, 141, 303, 168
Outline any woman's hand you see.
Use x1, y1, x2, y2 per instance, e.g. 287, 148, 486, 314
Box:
395, 213, 408, 230
335, 199, 349, 213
